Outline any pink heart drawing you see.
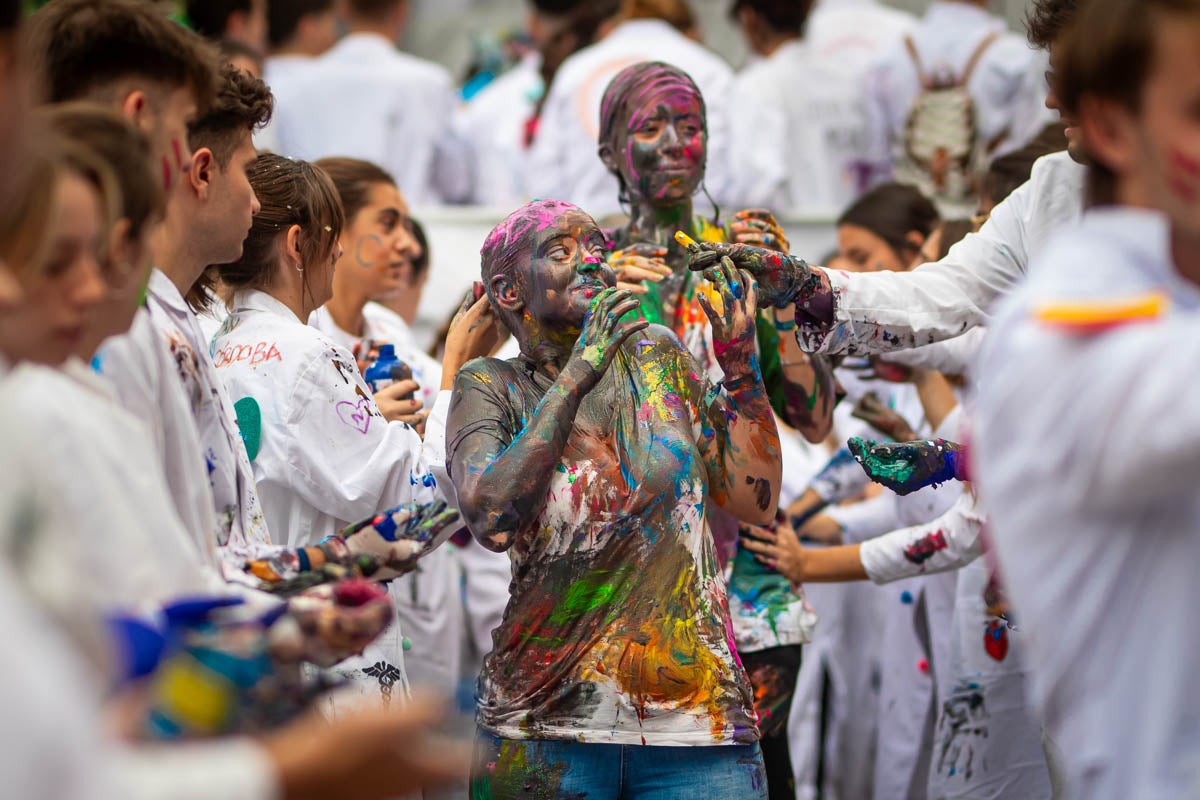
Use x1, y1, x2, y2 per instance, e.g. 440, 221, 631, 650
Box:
336, 397, 373, 434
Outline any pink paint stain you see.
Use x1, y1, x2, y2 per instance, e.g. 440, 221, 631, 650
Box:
336, 397, 374, 434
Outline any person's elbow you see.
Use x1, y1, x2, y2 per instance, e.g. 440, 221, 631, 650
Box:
456, 485, 516, 553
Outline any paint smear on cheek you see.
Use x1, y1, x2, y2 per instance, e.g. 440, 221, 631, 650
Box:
1168, 149, 1200, 203
161, 155, 172, 192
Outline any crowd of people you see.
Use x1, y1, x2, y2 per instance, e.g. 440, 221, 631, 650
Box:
1, 0, 1197, 799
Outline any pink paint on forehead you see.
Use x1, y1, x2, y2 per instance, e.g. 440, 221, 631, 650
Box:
481, 199, 585, 255
626, 75, 703, 130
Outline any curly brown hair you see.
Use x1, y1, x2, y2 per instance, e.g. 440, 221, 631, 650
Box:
1025, 0, 1079, 49
187, 62, 273, 168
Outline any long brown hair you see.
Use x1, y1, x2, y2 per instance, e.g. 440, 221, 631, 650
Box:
215, 153, 344, 307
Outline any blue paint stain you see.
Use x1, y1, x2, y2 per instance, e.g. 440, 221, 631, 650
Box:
900, 591, 914, 604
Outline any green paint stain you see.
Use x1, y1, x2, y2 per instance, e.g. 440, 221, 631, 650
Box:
858, 448, 916, 485
549, 577, 617, 626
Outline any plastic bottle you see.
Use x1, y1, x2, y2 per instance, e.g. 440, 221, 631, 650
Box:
364, 344, 413, 399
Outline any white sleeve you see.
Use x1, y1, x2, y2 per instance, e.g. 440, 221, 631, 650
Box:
826, 492, 898, 544
878, 326, 987, 374
859, 489, 985, 584
801, 175, 1032, 354
422, 389, 459, 510
282, 350, 438, 524
112, 740, 280, 800
522, 72, 569, 202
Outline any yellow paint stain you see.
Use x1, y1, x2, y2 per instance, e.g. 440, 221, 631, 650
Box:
674, 230, 697, 249
1035, 292, 1167, 332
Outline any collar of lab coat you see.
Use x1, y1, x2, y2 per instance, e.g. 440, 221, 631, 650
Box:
1081, 206, 1200, 310
147, 268, 188, 315
232, 288, 305, 323
767, 38, 807, 64
325, 32, 396, 64
923, 0, 1000, 28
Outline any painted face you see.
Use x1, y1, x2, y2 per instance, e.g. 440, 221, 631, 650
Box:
0, 173, 106, 365
1113, 18, 1200, 234
1045, 43, 1087, 164
153, 86, 198, 194
616, 89, 706, 204
836, 224, 909, 273
519, 209, 614, 329
203, 133, 261, 265
337, 181, 418, 302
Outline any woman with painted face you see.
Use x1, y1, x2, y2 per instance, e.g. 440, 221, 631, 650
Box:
210, 153, 456, 709
598, 61, 828, 796
448, 199, 781, 798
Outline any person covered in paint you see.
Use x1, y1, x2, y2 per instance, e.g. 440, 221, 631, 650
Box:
973, 0, 1200, 794
682, 0, 1086, 366
595, 61, 836, 797
600, 60, 838, 443
210, 153, 450, 708
447, 199, 781, 797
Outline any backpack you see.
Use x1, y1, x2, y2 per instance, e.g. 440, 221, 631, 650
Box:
894, 33, 1000, 205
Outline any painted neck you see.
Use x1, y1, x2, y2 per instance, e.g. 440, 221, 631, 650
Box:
515, 319, 580, 378
627, 195, 694, 248
151, 215, 208, 298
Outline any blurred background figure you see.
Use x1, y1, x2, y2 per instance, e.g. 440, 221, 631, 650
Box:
185, 0, 268, 58
266, 0, 474, 206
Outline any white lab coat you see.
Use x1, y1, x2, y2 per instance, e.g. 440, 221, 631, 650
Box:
525, 18, 734, 218
97, 275, 277, 591
728, 38, 872, 216
859, 1, 1042, 188
214, 289, 442, 707
254, 53, 315, 153
805, 0, 917, 77
453, 52, 542, 207
309, 302, 460, 694
269, 33, 471, 206
803, 150, 1085, 355
975, 207, 1200, 800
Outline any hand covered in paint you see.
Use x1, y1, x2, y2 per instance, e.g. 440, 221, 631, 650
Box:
262, 693, 471, 800
847, 437, 965, 496
333, 500, 460, 582
569, 287, 649, 391
281, 579, 394, 667
851, 392, 918, 441
697, 256, 759, 381
443, 286, 506, 382
739, 519, 808, 585
683, 238, 826, 310
730, 208, 790, 253
608, 242, 673, 295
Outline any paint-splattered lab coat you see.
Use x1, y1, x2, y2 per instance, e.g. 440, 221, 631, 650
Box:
213, 289, 442, 708
802, 151, 1084, 357
975, 208, 1200, 800
98, 271, 275, 583
309, 302, 461, 697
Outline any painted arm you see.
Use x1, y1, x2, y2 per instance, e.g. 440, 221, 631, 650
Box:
695, 258, 782, 525
448, 289, 648, 552
849, 436, 967, 495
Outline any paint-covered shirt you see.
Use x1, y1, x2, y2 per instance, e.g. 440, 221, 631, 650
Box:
616, 218, 814, 653
449, 326, 758, 746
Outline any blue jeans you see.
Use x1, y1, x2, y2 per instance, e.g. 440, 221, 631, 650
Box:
470, 732, 768, 800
